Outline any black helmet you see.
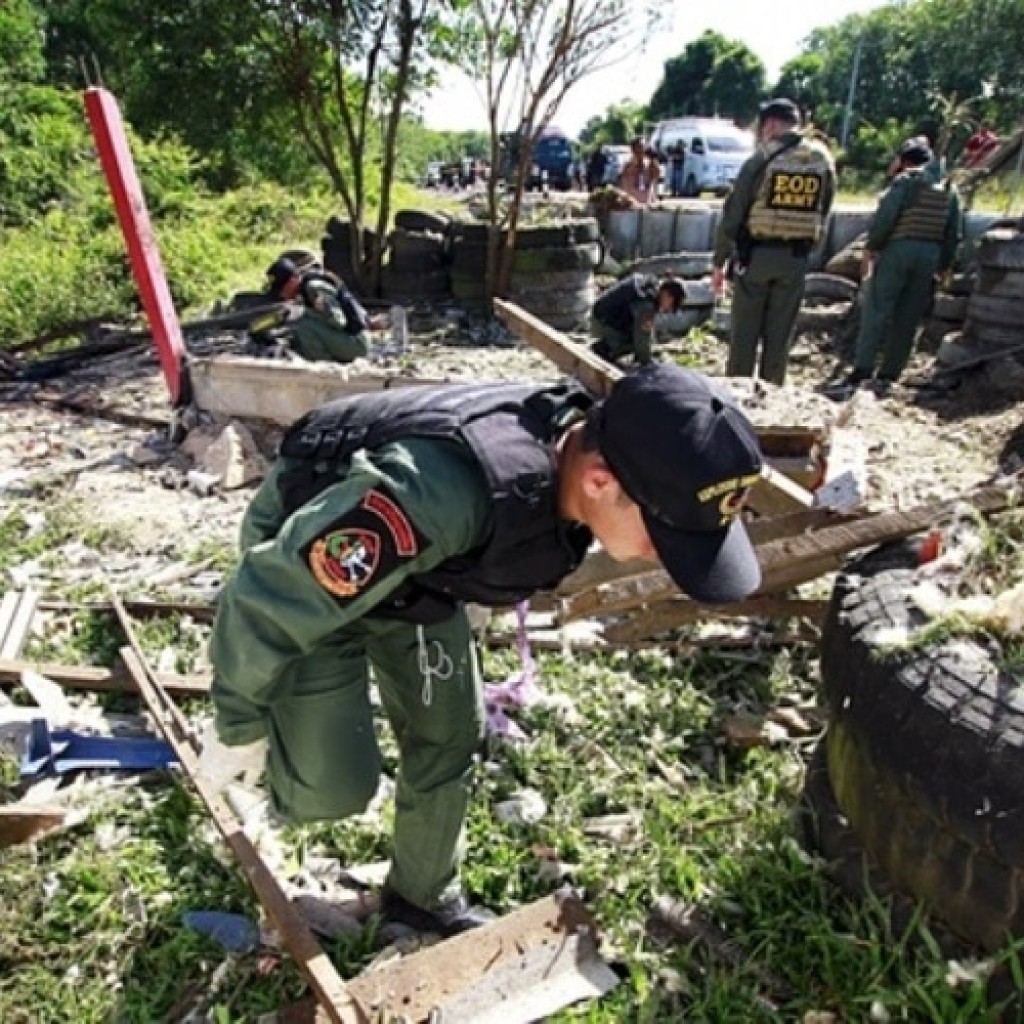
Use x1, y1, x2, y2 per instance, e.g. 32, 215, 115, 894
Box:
266, 257, 299, 298
898, 136, 933, 166
758, 98, 802, 127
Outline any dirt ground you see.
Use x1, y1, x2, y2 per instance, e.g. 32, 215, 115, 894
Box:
2, 283, 1022, 606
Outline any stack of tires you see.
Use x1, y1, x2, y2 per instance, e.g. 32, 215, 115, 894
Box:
322, 217, 377, 290
381, 210, 453, 305
449, 219, 602, 330
964, 228, 1024, 356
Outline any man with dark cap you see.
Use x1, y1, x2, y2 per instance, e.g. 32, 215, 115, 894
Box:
832, 137, 962, 397
257, 256, 372, 364
712, 98, 836, 385
199, 365, 763, 938
589, 272, 687, 365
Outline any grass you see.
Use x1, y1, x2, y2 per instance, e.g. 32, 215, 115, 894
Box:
2, 491, 1021, 1022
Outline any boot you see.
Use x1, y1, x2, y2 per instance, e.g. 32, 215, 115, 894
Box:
380, 885, 496, 937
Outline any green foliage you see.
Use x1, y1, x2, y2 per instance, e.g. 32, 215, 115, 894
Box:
0, 0, 45, 83
579, 100, 646, 146
649, 30, 766, 124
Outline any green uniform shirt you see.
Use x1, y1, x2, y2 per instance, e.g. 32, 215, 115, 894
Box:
210, 437, 493, 745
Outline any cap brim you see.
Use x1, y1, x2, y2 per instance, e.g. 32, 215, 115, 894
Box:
644, 511, 761, 603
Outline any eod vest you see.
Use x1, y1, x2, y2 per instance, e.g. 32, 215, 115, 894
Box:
277, 382, 594, 621
890, 170, 953, 243
746, 134, 834, 243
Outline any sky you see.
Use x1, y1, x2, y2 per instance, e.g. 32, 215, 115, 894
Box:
417, 0, 893, 138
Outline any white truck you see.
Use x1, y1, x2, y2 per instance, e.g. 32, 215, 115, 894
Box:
649, 117, 755, 197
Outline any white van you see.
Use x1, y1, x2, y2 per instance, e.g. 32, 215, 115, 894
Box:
649, 117, 755, 197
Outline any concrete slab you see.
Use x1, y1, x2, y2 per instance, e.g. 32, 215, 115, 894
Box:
188, 355, 447, 426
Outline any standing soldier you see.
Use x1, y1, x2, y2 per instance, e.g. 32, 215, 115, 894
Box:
712, 98, 836, 385
834, 137, 962, 397
200, 365, 764, 938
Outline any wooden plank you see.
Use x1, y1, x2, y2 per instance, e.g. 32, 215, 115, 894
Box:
557, 476, 1020, 624
0, 806, 69, 849
0, 589, 39, 660
0, 658, 211, 696
493, 297, 620, 398
604, 597, 830, 644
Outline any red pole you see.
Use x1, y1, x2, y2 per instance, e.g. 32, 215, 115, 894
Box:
83, 87, 187, 405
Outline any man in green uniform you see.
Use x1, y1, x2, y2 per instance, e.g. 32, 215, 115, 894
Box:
201, 365, 764, 936
258, 257, 371, 364
712, 98, 836, 385
834, 137, 962, 397
589, 273, 686, 365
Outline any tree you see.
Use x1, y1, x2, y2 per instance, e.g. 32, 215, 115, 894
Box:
648, 31, 764, 124
451, 0, 660, 303
579, 99, 645, 146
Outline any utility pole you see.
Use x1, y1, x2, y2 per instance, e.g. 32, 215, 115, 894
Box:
840, 32, 864, 149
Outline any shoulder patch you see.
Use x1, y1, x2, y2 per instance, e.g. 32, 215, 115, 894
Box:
305, 486, 431, 601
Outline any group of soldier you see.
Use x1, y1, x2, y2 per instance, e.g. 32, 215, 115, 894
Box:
592, 97, 962, 399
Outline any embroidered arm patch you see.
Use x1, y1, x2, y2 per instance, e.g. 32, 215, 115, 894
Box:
305, 487, 431, 600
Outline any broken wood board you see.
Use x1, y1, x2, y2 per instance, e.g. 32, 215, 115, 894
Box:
557, 476, 1021, 628
0, 806, 70, 848
0, 588, 38, 659
491, 298, 823, 512
0, 657, 211, 696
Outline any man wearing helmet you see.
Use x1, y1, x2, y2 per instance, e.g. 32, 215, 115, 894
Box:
259, 256, 372, 364
836, 136, 962, 397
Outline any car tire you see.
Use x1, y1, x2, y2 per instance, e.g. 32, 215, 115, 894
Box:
819, 541, 1024, 954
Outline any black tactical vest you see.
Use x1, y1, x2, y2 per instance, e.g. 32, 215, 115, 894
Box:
277, 381, 594, 621
299, 268, 370, 334
593, 273, 658, 335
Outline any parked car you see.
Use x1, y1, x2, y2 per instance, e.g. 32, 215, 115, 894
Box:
648, 117, 755, 196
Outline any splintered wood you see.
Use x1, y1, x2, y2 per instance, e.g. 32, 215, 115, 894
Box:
492, 299, 1024, 643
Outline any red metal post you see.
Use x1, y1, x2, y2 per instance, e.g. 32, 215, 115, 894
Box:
83, 87, 187, 405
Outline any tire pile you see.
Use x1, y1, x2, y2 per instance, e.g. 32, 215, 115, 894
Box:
964, 227, 1024, 355
322, 209, 603, 330
449, 219, 601, 330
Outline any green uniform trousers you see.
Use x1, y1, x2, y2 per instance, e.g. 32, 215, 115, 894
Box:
266, 609, 484, 908
727, 246, 808, 386
290, 315, 370, 363
854, 238, 940, 382
212, 441, 492, 910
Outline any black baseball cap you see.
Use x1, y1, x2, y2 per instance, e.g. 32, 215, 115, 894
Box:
594, 365, 763, 603
758, 98, 802, 126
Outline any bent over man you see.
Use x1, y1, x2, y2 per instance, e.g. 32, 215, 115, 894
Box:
589, 273, 686, 365
259, 257, 371, 364
712, 98, 836, 385
204, 365, 764, 936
